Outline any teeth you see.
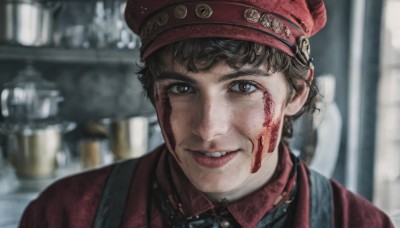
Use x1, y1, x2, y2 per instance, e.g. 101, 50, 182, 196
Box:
203, 152, 228, 157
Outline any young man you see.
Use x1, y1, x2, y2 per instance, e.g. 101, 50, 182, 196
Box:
20, 0, 394, 227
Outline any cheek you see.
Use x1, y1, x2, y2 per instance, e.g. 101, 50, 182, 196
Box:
154, 91, 179, 160
251, 91, 282, 173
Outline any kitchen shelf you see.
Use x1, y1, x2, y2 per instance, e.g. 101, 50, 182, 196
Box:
0, 46, 140, 64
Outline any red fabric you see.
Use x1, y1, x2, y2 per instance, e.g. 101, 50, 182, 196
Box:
330, 179, 394, 228
20, 144, 394, 228
155, 144, 296, 227
124, 0, 327, 60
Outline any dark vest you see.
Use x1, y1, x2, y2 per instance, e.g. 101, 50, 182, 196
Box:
93, 158, 333, 228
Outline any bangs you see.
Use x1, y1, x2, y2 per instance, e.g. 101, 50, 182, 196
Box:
157, 38, 290, 73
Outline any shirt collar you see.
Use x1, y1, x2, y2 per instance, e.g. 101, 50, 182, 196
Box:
155, 143, 296, 227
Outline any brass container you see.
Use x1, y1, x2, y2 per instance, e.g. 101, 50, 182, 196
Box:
85, 116, 150, 161
79, 138, 111, 169
80, 139, 100, 169
0, 121, 75, 178
104, 117, 149, 161
7, 127, 61, 178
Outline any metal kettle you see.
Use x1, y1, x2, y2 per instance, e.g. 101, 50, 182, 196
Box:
1, 64, 64, 122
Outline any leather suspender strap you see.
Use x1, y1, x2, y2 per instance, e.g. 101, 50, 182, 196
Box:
94, 158, 139, 228
309, 169, 334, 228
93, 157, 333, 228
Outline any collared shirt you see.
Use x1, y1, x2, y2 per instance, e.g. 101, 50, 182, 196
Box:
20, 144, 394, 228
155, 144, 297, 227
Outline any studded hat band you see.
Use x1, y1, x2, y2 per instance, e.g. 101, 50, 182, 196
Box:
137, 1, 312, 66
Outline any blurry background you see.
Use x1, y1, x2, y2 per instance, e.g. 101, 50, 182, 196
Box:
0, 0, 399, 226
374, 0, 400, 219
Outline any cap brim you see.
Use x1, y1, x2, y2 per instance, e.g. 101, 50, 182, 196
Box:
141, 24, 295, 60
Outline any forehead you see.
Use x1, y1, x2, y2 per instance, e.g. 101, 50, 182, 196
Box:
157, 50, 271, 77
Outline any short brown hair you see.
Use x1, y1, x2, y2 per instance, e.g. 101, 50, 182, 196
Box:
138, 38, 318, 139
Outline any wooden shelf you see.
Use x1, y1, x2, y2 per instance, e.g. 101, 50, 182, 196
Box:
0, 46, 140, 64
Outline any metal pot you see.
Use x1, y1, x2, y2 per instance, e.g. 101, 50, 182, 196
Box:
87, 116, 150, 161
106, 117, 149, 161
0, 121, 76, 178
79, 137, 112, 169
0, 0, 61, 46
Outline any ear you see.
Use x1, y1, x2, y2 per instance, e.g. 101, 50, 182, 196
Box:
285, 68, 314, 116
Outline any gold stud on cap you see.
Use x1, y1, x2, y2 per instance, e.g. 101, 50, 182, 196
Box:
141, 18, 158, 40
155, 12, 169, 26
195, 4, 213, 19
296, 36, 312, 66
285, 27, 291, 37
300, 36, 311, 57
260, 14, 272, 28
272, 19, 283, 34
244, 8, 260, 23
140, 12, 168, 41
174, 5, 187, 19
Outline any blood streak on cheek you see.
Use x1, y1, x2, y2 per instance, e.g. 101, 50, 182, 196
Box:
268, 119, 281, 153
252, 132, 265, 173
156, 91, 179, 161
251, 91, 274, 173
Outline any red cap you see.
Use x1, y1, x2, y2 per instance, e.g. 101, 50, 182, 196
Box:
125, 0, 327, 64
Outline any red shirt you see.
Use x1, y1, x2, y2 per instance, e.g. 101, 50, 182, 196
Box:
20, 144, 394, 227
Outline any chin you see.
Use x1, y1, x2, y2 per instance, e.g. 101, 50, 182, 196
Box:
198, 181, 236, 193
186, 170, 246, 194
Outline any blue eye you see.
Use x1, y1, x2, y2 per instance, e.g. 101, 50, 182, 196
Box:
168, 83, 194, 94
230, 81, 257, 93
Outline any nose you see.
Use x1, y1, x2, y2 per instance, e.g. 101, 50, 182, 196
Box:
191, 95, 231, 141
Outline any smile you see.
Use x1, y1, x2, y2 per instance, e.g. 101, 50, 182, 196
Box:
190, 150, 239, 169
202, 151, 229, 157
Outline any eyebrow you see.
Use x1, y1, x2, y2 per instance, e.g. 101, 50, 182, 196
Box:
156, 72, 196, 84
218, 68, 271, 82
155, 68, 271, 83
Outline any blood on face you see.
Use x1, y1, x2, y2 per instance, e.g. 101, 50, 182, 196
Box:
251, 90, 281, 173
155, 89, 179, 161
